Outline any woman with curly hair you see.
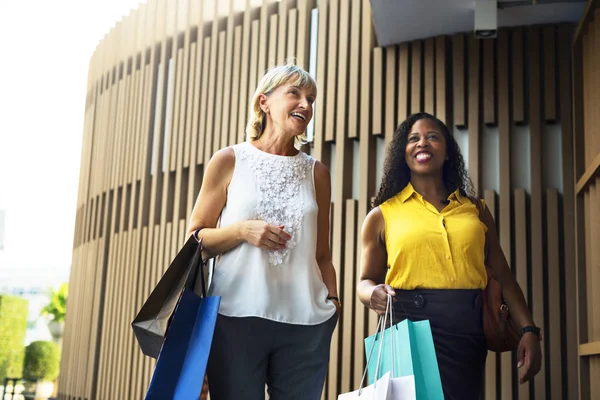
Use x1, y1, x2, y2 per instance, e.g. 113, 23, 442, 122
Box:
356, 113, 541, 399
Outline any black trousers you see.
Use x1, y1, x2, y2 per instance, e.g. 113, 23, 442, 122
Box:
391, 289, 487, 400
206, 313, 338, 400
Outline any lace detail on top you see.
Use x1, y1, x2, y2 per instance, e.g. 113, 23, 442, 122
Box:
237, 143, 314, 266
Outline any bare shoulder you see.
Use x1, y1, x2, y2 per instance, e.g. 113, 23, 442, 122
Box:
207, 147, 236, 170
364, 206, 384, 230
362, 206, 386, 243
313, 160, 331, 183
203, 147, 236, 188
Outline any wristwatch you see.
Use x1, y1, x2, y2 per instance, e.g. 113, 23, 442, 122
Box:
521, 325, 542, 340
327, 296, 341, 308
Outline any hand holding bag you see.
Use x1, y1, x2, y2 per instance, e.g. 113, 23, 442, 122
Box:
471, 197, 520, 352
142, 236, 220, 399
338, 295, 417, 400
363, 297, 443, 400
132, 235, 207, 358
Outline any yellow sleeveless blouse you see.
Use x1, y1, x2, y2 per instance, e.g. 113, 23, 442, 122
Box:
379, 183, 488, 290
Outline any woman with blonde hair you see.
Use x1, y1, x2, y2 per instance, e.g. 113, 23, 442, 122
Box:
187, 64, 339, 400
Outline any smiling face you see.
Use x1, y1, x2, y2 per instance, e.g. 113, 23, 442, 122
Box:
404, 118, 447, 176
259, 80, 315, 137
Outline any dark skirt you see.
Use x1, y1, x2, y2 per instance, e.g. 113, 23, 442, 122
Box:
391, 289, 487, 400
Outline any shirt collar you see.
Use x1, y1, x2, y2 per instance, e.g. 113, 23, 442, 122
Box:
398, 182, 467, 205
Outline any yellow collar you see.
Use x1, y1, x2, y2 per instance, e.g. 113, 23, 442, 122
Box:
398, 182, 467, 205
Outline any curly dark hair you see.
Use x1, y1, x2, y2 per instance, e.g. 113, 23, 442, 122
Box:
373, 112, 474, 207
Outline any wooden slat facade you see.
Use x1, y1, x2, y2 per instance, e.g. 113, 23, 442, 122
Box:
573, 1, 600, 399
59, 1, 592, 399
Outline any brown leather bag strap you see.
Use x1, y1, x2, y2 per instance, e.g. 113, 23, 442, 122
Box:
469, 196, 489, 264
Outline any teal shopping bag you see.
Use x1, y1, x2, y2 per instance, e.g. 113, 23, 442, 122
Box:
364, 319, 444, 400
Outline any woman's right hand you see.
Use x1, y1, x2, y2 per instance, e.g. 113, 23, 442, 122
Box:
241, 221, 291, 251
369, 284, 396, 315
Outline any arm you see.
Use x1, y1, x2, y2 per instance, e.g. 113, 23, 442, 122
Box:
187, 147, 291, 259
356, 207, 396, 315
314, 162, 338, 308
481, 206, 542, 383
481, 206, 533, 330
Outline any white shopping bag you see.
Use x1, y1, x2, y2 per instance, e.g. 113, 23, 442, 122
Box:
337, 371, 391, 400
338, 296, 417, 400
390, 375, 416, 399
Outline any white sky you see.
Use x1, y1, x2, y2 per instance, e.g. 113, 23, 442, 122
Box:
0, 0, 145, 286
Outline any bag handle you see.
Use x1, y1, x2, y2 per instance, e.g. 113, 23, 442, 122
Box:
470, 197, 489, 265
185, 236, 208, 298
358, 294, 395, 394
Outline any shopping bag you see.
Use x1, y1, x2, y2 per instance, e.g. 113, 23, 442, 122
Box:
144, 288, 220, 399
365, 319, 444, 400
339, 296, 417, 400
337, 371, 391, 400
132, 235, 206, 358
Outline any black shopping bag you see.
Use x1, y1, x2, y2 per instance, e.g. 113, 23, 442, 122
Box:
132, 235, 206, 358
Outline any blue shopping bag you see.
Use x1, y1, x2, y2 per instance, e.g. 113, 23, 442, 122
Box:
364, 319, 444, 400
145, 289, 220, 399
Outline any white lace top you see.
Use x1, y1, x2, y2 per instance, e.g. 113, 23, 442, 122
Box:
207, 141, 336, 324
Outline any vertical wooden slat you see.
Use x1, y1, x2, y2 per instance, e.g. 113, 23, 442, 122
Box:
385, 45, 397, 145
347, 0, 361, 139
588, 181, 600, 396
497, 29, 513, 400
287, 9, 298, 62
424, 38, 435, 115
214, 31, 227, 154
435, 36, 448, 124
337, 0, 350, 143
483, 38, 496, 125
341, 200, 358, 392
325, 0, 339, 142
276, 0, 288, 63
197, 37, 211, 165
514, 189, 530, 400
468, 35, 481, 193
312, 0, 329, 162
543, 25, 557, 122
229, 25, 243, 146
296, 0, 315, 70
484, 190, 497, 400
558, 23, 578, 400
268, 14, 278, 67
528, 26, 547, 399
169, 48, 184, 172
546, 188, 563, 398
257, 0, 273, 78
221, 8, 236, 149
397, 43, 410, 127
453, 33, 466, 127
236, 3, 252, 145
204, 3, 220, 163
357, 0, 376, 385
410, 40, 422, 114
329, 2, 352, 396
372, 48, 383, 136
512, 28, 525, 123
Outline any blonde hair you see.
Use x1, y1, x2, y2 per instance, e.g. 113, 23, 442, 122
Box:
245, 64, 317, 146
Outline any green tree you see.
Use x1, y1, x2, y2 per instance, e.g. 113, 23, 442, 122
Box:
0, 295, 29, 383
40, 283, 68, 323
22, 341, 60, 382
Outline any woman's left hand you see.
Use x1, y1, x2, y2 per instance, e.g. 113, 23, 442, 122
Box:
517, 332, 542, 384
330, 298, 341, 314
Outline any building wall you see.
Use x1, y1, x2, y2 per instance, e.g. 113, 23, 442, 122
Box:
573, 1, 600, 398
59, 0, 582, 399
